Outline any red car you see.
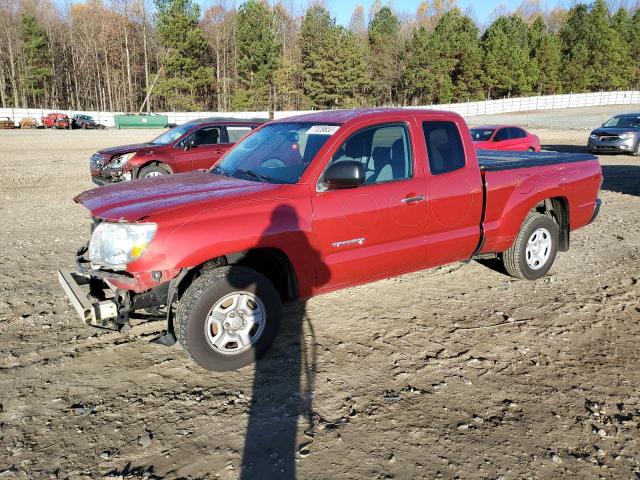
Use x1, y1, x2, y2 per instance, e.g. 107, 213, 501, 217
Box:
59, 109, 601, 371
42, 113, 71, 129
90, 117, 266, 185
470, 125, 541, 151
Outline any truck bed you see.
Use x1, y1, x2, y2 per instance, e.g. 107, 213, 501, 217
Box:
477, 150, 597, 171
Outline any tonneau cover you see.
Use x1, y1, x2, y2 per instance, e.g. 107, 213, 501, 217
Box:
478, 150, 597, 172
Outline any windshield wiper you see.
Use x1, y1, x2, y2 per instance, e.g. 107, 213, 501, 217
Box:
212, 165, 231, 176
235, 168, 273, 183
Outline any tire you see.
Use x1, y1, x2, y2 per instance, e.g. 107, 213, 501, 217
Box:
527, 147, 535, 152
81, 123, 86, 130
176, 266, 282, 371
138, 164, 169, 179
632, 141, 640, 157
501, 212, 559, 280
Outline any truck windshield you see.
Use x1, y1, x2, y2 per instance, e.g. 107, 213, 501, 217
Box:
470, 128, 495, 141
150, 124, 192, 145
212, 122, 340, 184
602, 115, 640, 128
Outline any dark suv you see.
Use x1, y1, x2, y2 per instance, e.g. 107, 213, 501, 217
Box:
588, 113, 640, 156
72, 114, 99, 130
90, 117, 266, 185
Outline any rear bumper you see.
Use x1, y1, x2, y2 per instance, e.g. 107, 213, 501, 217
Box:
57, 269, 117, 325
589, 198, 602, 225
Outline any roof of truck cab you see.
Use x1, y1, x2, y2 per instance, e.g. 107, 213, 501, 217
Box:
273, 108, 461, 124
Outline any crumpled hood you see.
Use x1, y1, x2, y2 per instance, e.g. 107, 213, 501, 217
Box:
591, 127, 640, 135
74, 171, 281, 221
98, 143, 157, 157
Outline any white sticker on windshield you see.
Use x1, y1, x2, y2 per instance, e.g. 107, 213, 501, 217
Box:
307, 125, 340, 135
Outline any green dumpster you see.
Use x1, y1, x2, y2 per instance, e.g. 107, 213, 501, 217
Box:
114, 114, 168, 129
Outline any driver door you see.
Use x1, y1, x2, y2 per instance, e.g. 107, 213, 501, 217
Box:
311, 121, 428, 291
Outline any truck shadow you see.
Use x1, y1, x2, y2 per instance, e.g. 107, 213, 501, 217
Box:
541, 144, 589, 153
234, 204, 330, 479
601, 165, 640, 197
542, 145, 640, 196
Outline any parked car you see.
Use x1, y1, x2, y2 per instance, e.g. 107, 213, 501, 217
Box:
72, 114, 98, 130
588, 113, 640, 156
19, 117, 37, 129
89, 117, 267, 185
59, 109, 601, 371
470, 125, 541, 151
0, 117, 14, 129
42, 112, 71, 129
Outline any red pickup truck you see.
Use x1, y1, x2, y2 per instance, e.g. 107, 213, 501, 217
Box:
58, 109, 601, 371
90, 117, 266, 185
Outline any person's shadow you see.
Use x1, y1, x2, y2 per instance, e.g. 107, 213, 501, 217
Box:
236, 204, 330, 479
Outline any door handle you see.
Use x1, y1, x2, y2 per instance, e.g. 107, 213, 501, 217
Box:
401, 195, 425, 204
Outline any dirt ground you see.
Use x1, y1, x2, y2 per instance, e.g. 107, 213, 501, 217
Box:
1, 110, 639, 480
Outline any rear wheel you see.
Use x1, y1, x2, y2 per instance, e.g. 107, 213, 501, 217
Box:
527, 147, 535, 152
633, 141, 640, 157
138, 164, 169, 179
176, 266, 282, 371
501, 212, 558, 280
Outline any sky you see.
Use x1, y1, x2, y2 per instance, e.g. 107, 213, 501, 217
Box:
194, 0, 571, 27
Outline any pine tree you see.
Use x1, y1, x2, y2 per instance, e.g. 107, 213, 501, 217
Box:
559, 4, 591, 91
337, 28, 371, 107
435, 9, 484, 102
587, 0, 631, 90
154, 0, 212, 111
529, 16, 561, 94
300, 5, 341, 108
481, 15, 533, 98
19, 13, 51, 105
630, 10, 640, 89
234, 0, 280, 111
369, 7, 401, 105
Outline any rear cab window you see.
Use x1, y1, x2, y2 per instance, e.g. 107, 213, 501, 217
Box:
422, 121, 466, 175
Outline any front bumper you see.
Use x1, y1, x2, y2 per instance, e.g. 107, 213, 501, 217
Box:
91, 170, 132, 186
588, 137, 636, 153
57, 270, 117, 325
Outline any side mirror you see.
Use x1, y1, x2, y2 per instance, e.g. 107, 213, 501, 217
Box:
324, 161, 365, 189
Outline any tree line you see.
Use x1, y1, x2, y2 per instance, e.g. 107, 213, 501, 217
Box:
1, 0, 639, 113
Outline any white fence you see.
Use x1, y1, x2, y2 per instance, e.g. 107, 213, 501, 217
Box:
1, 90, 639, 128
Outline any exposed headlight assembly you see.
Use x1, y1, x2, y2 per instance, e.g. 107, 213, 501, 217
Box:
88, 222, 157, 268
618, 132, 635, 139
110, 152, 136, 168
589, 133, 598, 139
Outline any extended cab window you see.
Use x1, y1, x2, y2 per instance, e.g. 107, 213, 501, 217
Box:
422, 121, 465, 175
327, 123, 412, 185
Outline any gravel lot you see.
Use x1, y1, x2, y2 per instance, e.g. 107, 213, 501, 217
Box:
1, 107, 640, 479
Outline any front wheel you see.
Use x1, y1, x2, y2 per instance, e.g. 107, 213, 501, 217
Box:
501, 212, 558, 280
176, 266, 282, 371
632, 141, 640, 157
138, 164, 169, 178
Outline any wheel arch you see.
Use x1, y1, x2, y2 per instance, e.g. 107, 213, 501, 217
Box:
175, 247, 299, 303
133, 160, 173, 178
